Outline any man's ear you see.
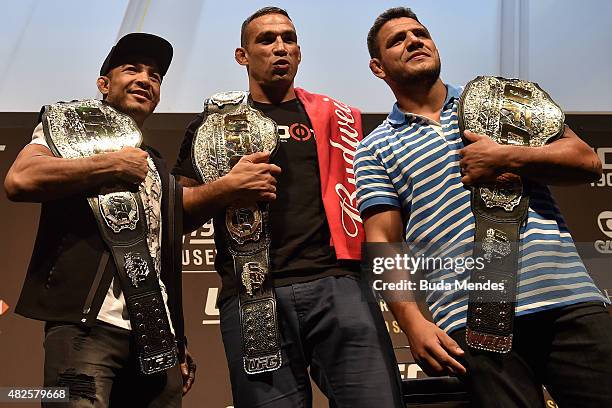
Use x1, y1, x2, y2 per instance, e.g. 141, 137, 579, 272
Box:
96, 76, 110, 96
235, 47, 248, 66
369, 58, 386, 80
297, 45, 302, 65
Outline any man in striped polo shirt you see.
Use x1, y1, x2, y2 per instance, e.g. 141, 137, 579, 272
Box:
355, 7, 612, 407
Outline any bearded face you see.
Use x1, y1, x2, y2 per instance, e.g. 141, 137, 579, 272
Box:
373, 17, 442, 88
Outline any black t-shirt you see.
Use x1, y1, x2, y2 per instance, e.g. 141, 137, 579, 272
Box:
174, 98, 359, 300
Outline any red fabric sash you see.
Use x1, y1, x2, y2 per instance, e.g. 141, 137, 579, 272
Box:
295, 88, 364, 260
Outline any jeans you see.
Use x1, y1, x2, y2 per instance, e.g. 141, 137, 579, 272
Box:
450, 301, 612, 408
43, 321, 182, 408
220, 275, 404, 408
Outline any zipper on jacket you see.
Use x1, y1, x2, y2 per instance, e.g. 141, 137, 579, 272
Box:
168, 174, 176, 278
81, 250, 110, 322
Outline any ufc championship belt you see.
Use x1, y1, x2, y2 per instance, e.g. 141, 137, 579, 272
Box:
458, 77, 564, 352
42, 100, 178, 374
192, 91, 281, 374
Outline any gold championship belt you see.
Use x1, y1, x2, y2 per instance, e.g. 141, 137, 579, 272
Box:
42, 100, 178, 374
458, 77, 564, 352
192, 91, 282, 374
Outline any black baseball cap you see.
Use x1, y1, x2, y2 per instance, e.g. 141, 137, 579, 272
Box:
99, 32, 173, 77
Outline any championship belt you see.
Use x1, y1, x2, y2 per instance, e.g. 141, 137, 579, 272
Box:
192, 91, 281, 374
42, 100, 178, 374
458, 77, 564, 352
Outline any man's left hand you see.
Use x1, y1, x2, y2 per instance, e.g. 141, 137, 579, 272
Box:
180, 349, 197, 395
459, 130, 510, 185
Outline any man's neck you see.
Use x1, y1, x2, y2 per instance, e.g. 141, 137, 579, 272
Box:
250, 81, 296, 105
106, 100, 147, 129
133, 117, 145, 129
394, 79, 447, 123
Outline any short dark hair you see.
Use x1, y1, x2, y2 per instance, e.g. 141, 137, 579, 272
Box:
367, 7, 420, 59
240, 6, 291, 47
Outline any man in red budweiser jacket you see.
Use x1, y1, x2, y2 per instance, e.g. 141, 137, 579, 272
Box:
173, 6, 404, 408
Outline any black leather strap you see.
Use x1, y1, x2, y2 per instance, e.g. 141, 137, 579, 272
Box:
466, 187, 529, 352
224, 204, 282, 374
234, 251, 282, 373
90, 193, 178, 374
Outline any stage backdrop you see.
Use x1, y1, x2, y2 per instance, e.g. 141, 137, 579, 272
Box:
0, 112, 610, 408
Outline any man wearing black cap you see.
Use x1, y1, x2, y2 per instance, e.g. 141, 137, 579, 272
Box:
5, 33, 195, 407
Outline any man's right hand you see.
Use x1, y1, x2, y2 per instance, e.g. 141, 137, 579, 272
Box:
222, 151, 281, 204
405, 317, 467, 377
180, 151, 281, 233
105, 147, 149, 186
362, 212, 467, 378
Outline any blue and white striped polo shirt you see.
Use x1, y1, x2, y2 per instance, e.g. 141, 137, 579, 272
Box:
354, 84, 608, 333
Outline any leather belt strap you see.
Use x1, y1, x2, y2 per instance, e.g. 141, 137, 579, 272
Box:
41, 100, 177, 373
89, 193, 177, 373
193, 92, 281, 374
466, 187, 528, 352
226, 204, 281, 373
233, 243, 282, 373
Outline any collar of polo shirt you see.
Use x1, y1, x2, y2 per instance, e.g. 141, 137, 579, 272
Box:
388, 83, 463, 126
